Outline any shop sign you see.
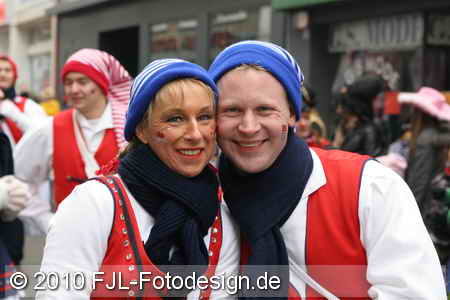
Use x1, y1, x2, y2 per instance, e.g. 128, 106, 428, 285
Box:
428, 14, 450, 46
329, 13, 424, 52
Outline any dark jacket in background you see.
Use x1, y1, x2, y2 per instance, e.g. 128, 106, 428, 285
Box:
406, 126, 450, 209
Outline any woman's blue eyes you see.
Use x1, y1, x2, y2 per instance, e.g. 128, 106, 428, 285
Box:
166, 114, 212, 123
166, 116, 183, 123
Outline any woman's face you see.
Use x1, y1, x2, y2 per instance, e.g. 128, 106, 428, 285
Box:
137, 80, 216, 177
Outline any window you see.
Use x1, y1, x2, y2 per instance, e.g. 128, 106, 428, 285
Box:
208, 6, 271, 63
150, 19, 198, 63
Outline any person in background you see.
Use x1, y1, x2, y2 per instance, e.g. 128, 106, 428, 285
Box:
209, 40, 446, 299
400, 87, 450, 291
14, 49, 132, 236
0, 56, 47, 147
0, 55, 46, 266
295, 84, 330, 148
333, 74, 388, 156
39, 87, 61, 117
0, 130, 29, 299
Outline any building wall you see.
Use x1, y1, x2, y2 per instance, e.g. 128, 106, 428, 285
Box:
56, 0, 271, 76
279, 0, 450, 132
0, 0, 12, 56
9, 0, 57, 97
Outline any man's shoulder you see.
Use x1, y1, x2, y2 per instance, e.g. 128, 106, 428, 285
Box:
312, 147, 370, 164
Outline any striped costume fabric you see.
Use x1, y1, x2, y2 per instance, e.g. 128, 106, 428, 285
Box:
209, 40, 305, 120
213, 41, 304, 83
63, 49, 132, 149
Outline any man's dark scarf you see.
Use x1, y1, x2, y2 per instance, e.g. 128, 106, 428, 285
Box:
219, 129, 313, 300
118, 143, 219, 292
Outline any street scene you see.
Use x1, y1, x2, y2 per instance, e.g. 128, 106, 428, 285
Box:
0, 0, 449, 298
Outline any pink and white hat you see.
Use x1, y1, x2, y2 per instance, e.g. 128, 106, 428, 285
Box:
398, 87, 450, 122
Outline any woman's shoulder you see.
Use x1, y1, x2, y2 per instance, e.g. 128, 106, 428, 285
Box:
58, 177, 119, 213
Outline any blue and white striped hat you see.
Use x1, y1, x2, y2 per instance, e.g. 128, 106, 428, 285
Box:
209, 41, 304, 120
124, 59, 218, 141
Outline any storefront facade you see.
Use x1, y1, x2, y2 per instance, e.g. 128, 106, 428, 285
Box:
273, 0, 450, 127
50, 0, 273, 80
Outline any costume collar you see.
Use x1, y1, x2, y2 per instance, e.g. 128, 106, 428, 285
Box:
75, 102, 113, 132
301, 148, 327, 199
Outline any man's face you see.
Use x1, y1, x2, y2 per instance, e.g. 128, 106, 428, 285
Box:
63, 72, 106, 116
217, 68, 295, 173
0, 60, 15, 90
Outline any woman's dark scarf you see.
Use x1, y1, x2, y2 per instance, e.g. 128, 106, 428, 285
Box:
118, 143, 219, 283
219, 129, 313, 300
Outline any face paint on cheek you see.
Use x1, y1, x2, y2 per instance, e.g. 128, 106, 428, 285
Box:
209, 127, 216, 138
281, 124, 289, 141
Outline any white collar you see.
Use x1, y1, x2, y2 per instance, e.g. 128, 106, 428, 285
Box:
75, 103, 113, 132
300, 148, 327, 199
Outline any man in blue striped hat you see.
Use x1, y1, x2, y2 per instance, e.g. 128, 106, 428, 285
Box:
209, 40, 445, 300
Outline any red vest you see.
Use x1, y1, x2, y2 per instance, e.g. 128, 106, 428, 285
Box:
53, 109, 118, 207
91, 176, 223, 300
3, 96, 27, 143
241, 148, 371, 299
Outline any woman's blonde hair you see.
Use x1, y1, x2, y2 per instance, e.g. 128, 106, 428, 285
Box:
119, 78, 215, 158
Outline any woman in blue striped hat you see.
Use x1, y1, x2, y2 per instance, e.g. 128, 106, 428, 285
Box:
37, 59, 239, 299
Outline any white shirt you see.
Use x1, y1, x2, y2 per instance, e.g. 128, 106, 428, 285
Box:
0, 97, 47, 147
281, 149, 446, 299
14, 104, 114, 236
36, 177, 240, 300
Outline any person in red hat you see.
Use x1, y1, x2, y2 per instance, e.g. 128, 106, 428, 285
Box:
0, 55, 46, 268
14, 49, 132, 235
0, 55, 47, 146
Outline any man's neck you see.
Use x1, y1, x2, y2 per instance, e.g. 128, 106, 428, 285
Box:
78, 101, 108, 120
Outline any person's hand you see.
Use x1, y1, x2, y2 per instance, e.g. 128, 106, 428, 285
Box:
0, 175, 30, 221
0, 99, 22, 121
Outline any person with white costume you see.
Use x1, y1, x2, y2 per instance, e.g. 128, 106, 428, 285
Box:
36, 59, 239, 299
209, 40, 446, 300
14, 49, 132, 235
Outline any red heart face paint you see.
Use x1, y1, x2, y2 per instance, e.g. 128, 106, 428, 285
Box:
157, 131, 165, 139
282, 124, 288, 133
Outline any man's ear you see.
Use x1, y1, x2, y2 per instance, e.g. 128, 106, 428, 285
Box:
135, 124, 148, 144
288, 111, 296, 127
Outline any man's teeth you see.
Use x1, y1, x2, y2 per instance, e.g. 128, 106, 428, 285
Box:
179, 149, 201, 155
240, 142, 261, 147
